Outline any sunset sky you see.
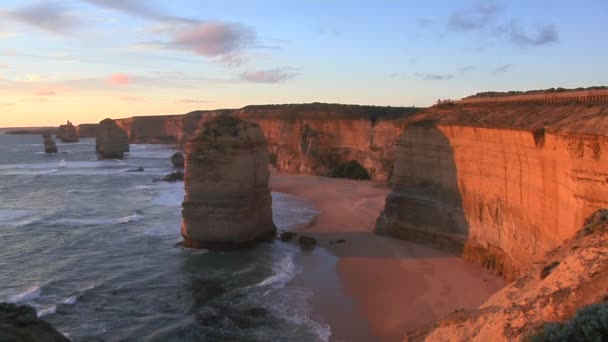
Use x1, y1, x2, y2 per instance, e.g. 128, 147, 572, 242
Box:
0, 0, 606, 126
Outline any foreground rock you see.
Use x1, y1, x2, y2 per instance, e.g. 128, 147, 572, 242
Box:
95, 119, 129, 159
156, 171, 184, 182
181, 115, 276, 249
57, 121, 79, 143
42, 134, 58, 154
0, 303, 70, 341
407, 210, 608, 342
171, 152, 185, 168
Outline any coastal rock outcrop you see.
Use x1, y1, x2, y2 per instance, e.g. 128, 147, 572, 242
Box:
171, 152, 184, 168
95, 118, 130, 159
42, 134, 58, 154
0, 303, 70, 341
76, 123, 98, 138
407, 210, 608, 342
57, 121, 79, 143
376, 101, 608, 280
181, 115, 276, 248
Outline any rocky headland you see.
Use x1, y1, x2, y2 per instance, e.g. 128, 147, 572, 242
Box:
56, 121, 79, 143
95, 118, 130, 159
0, 303, 70, 341
180, 115, 276, 249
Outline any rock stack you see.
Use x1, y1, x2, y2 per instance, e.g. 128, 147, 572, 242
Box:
171, 152, 185, 168
42, 134, 58, 153
57, 121, 79, 143
181, 115, 276, 248
95, 119, 130, 159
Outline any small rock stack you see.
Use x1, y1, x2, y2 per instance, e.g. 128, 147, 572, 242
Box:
181, 115, 276, 248
95, 118, 130, 159
57, 120, 79, 143
42, 133, 58, 153
171, 152, 185, 168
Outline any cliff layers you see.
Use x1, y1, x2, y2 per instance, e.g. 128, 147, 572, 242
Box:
181, 115, 276, 248
114, 104, 420, 181
376, 102, 608, 280
96, 119, 130, 159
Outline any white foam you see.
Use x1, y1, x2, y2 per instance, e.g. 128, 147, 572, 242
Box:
0, 210, 38, 222
37, 305, 56, 317
62, 295, 78, 305
151, 184, 184, 206
114, 213, 144, 224
8, 285, 41, 303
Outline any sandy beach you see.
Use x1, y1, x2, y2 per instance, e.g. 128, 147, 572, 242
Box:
270, 172, 506, 342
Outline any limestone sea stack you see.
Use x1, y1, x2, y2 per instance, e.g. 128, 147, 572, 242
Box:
181, 115, 276, 248
95, 118, 130, 159
171, 152, 185, 168
42, 134, 58, 153
57, 121, 79, 143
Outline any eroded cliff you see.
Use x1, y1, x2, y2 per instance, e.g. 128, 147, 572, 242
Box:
114, 104, 420, 181
376, 102, 608, 280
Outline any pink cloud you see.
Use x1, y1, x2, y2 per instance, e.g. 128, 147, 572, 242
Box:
34, 89, 57, 96
170, 22, 254, 57
108, 73, 132, 85
0, 63, 9, 69
177, 99, 208, 104
32, 86, 71, 97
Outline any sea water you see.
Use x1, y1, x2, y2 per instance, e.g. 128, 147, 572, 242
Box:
0, 134, 328, 341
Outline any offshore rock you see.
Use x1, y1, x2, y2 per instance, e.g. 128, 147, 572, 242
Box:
171, 152, 185, 168
181, 115, 276, 249
0, 303, 70, 341
42, 134, 58, 154
95, 118, 130, 159
57, 121, 79, 143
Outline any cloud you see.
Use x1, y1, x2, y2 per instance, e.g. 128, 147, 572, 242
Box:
177, 99, 209, 104
492, 64, 516, 74
81, 0, 196, 23
510, 22, 559, 46
166, 22, 255, 57
416, 17, 433, 28
240, 69, 295, 83
0, 63, 9, 69
120, 95, 145, 101
2, 103, 16, 106
416, 73, 454, 81
448, 2, 502, 31
34, 90, 56, 96
108, 73, 131, 85
5, 2, 82, 35
459, 65, 477, 73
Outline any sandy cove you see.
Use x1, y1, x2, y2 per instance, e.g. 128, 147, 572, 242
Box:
270, 171, 506, 342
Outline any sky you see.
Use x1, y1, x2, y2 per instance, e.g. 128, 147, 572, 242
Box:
0, 1, 607, 126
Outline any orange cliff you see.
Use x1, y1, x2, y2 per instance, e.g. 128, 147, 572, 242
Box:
113, 104, 422, 181
375, 101, 608, 280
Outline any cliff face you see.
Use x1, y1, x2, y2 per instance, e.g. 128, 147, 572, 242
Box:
76, 124, 98, 138
376, 102, 608, 280
408, 210, 608, 342
181, 116, 275, 248
114, 104, 420, 181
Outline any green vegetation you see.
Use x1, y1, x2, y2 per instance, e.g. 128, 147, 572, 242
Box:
466, 86, 608, 99
528, 302, 608, 342
331, 160, 370, 180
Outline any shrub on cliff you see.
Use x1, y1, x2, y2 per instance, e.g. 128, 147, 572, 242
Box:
331, 160, 370, 180
529, 302, 608, 341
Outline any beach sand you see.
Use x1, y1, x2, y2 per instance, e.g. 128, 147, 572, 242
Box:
270, 172, 506, 342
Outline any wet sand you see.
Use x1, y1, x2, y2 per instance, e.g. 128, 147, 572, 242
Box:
270, 172, 506, 342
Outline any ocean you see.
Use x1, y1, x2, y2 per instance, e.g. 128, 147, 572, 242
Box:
0, 134, 328, 341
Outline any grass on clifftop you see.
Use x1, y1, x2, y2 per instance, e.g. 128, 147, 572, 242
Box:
528, 302, 608, 342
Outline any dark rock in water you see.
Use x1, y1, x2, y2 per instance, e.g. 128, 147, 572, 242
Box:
171, 152, 185, 168
126, 167, 144, 172
155, 171, 184, 182
279, 231, 296, 242
57, 121, 79, 143
190, 279, 227, 307
0, 302, 70, 341
96, 118, 129, 159
298, 236, 317, 247
42, 134, 58, 154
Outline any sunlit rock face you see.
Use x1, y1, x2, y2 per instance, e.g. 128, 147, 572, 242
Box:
181, 115, 276, 248
95, 119, 130, 159
57, 121, 79, 143
42, 134, 58, 154
376, 102, 608, 280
